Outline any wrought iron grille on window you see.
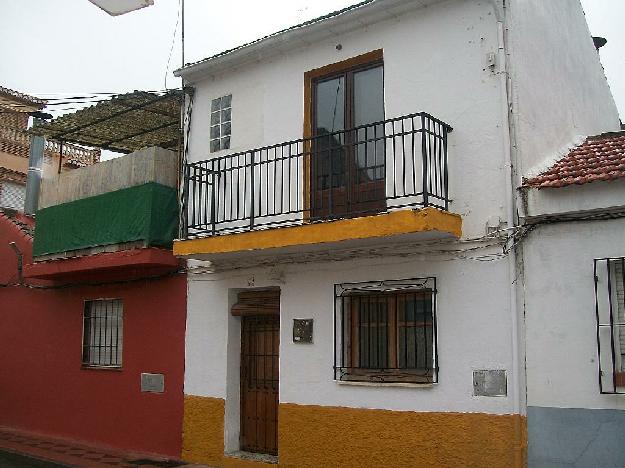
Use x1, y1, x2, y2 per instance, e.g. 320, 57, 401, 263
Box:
334, 277, 437, 384
595, 257, 625, 394
82, 299, 123, 368
210, 94, 232, 152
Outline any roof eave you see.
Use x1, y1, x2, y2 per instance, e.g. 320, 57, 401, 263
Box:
175, 0, 440, 81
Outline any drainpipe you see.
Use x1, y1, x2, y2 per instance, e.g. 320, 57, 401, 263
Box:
496, 4, 527, 463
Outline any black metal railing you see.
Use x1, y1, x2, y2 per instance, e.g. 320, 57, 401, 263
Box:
182, 112, 452, 238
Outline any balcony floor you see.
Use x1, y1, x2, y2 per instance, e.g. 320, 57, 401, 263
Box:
174, 207, 461, 265
24, 247, 181, 282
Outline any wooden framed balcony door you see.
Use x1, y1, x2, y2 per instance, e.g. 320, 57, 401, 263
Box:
309, 56, 386, 219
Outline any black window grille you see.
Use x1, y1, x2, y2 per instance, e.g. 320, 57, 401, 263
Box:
82, 299, 123, 368
595, 257, 625, 393
334, 277, 437, 384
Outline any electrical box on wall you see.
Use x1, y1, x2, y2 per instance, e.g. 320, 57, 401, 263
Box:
293, 319, 313, 343
473, 370, 507, 397
141, 373, 164, 393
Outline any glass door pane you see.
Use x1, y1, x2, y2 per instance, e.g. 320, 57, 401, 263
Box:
352, 65, 385, 210
353, 66, 384, 182
313, 76, 346, 216
315, 77, 345, 134
353, 66, 384, 126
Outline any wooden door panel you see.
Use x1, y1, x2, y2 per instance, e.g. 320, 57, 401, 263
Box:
241, 314, 279, 455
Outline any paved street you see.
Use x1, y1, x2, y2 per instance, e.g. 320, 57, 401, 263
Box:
0, 450, 67, 468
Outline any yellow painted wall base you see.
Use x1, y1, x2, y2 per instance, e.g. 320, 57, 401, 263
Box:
278, 403, 527, 468
174, 207, 462, 257
181, 395, 225, 466
181, 397, 526, 468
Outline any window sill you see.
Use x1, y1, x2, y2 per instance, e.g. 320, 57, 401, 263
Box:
336, 380, 434, 389
81, 365, 123, 371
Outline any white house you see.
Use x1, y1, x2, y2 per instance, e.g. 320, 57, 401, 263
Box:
172, 1, 620, 467
521, 131, 625, 468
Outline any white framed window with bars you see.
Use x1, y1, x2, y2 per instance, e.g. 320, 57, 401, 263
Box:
595, 257, 625, 393
82, 299, 123, 368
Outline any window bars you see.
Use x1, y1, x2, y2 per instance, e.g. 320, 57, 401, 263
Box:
595, 257, 625, 394
334, 277, 438, 384
82, 299, 123, 368
182, 112, 452, 238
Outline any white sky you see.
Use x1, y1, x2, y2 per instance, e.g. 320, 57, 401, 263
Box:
0, 0, 623, 119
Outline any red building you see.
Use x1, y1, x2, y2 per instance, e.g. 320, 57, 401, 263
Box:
0, 91, 187, 459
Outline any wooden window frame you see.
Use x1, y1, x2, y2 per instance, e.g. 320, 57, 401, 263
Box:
339, 289, 435, 384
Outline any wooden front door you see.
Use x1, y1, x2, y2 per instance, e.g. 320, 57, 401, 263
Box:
240, 312, 279, 455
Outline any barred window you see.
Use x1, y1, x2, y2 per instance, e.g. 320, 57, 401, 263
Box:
210, 94, 232, 152
82, 299, 123, 368
334, 278, 437, 384
595, 257, 625, 393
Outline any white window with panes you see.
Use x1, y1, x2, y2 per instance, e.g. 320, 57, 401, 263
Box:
210, 94, 232, 152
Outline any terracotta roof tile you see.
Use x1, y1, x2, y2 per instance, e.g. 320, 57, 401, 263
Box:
524, 131, 625, 188
0, 209, 34, 237
0, 166, 27, 184
0, 85, 46, 107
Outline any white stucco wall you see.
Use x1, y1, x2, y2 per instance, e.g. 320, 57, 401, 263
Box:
507, 0, 620, 180
524, 218, 625, 410
180, 0, 624, 432
523, 179, 625, 221
185, 252, 517, 415
183, 0, 509, 239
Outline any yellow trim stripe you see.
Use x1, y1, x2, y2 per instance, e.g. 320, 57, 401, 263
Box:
175, 208, 462, 257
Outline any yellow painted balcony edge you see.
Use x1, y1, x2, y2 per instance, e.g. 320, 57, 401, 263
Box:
174, 207, 462, 257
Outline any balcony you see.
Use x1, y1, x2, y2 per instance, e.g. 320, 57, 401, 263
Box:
175, 112, 461, 262
25, 146, 180, 282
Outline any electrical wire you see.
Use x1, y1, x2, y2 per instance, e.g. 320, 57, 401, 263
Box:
1, 90, 174, 108
0, 89, 179, 117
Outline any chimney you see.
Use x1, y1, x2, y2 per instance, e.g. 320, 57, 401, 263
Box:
592, 36, 607, 51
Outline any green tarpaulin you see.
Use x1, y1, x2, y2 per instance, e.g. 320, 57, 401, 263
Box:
33, 182, 178, 257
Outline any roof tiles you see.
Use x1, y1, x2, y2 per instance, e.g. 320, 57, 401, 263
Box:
524, 131, 625, 188
0, 86, 46, 106
176, 0, 374, 75
0, 166, 27, 184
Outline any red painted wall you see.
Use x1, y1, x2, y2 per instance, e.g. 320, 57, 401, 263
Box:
0, 213, 186, 459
